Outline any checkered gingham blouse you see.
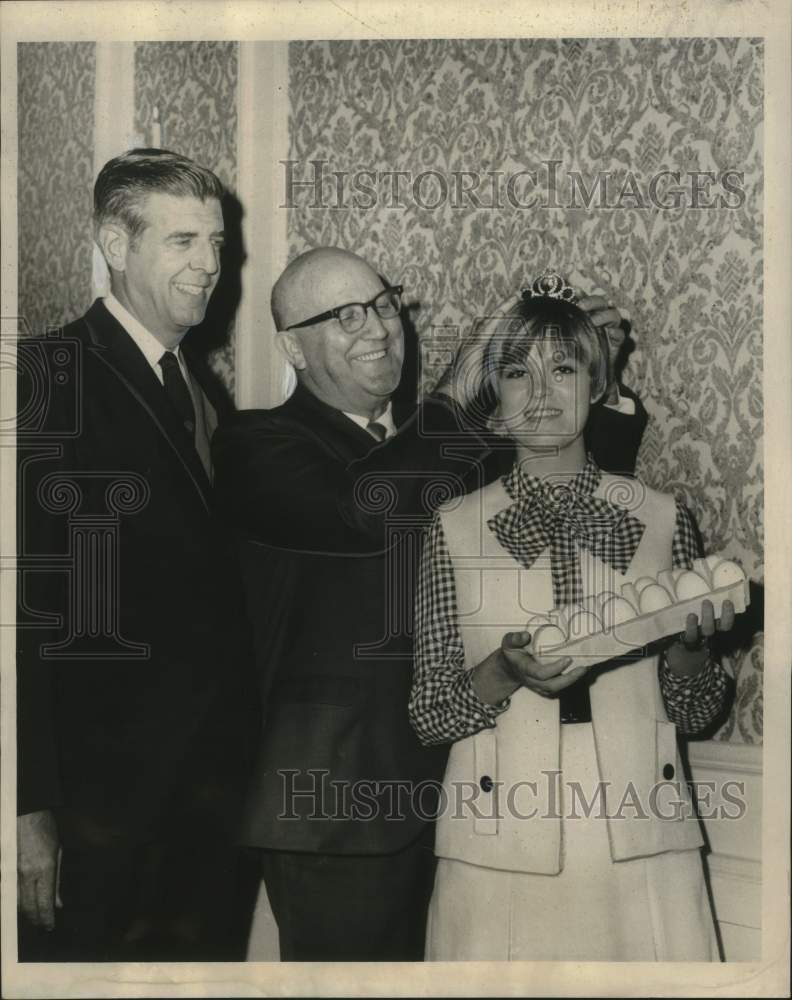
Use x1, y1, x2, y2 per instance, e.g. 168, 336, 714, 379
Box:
409, 458, 729, 747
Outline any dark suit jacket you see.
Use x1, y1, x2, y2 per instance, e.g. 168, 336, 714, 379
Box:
17, 299, 257, 849
212, 385, 493, 854
212, 382, 649, 856
586, 383, 649, 476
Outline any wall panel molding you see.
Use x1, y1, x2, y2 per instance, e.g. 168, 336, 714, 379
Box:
92, 41, 136, 299
235, 40, 290, 409
689, 740, 762, 960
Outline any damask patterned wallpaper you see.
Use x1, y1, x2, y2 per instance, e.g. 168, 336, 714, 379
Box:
14, 38, 764, 742
286, 38, 764, 742
17, 42, 96, 337
134, 41, 239, 392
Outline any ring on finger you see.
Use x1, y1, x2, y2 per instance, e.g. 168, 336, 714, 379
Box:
679, 631, 708, 652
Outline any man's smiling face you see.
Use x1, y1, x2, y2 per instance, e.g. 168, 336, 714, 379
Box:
119, 191, 224, 346
278, 252, 405, 419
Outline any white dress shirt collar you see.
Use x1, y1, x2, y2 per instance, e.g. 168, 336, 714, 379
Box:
103, 293, 189, 386
606, 384, 636, 416
342, 401, 397, 439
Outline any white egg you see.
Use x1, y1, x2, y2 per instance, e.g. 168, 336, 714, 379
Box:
634, 576, 657, 595
691, 558, 711, 582
567, 610, 602, 639
526, 613, 553, 631
620, 583, 641, 613
556, 603, 583, 634
639, 583, 674, 614
711, 560, 744, 589
596, 591, 619, 614
673, 571, 710, 601
657, 570, 677, 593
705, 554, 725, 570
532, 624, 567, 655
582, 596, 600, 617
601, 595, 637, 628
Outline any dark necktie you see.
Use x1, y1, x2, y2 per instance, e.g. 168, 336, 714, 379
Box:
366, 420, 387, 442
158, 350, 196, 437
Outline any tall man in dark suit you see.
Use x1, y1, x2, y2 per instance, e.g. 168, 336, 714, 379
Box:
212, 247, 642, 961
16, 149, 257, 961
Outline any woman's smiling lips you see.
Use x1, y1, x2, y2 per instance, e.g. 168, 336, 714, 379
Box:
519, 406, 564, 421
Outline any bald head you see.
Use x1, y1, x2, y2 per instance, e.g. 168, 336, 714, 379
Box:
272, 247, 376, 331
271, 246, 405, 419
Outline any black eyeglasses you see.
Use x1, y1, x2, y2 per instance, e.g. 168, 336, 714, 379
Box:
285, 284, 403, 336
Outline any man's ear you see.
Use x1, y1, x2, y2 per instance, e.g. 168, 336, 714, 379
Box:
275, 331, 306, 370
97, 223, 130, 274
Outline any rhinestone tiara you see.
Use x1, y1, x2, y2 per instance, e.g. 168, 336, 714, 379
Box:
522, 271, 578, 303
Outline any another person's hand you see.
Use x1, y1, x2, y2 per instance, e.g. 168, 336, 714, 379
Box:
577, 294, 628, 402
664, 598, 736, 678
17, 809, 61, 930
434, 293, 522, 410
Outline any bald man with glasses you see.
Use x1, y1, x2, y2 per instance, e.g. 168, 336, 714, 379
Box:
212, 246, 636, 961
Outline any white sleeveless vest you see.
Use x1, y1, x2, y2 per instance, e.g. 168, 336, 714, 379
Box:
435, 471, 704, 874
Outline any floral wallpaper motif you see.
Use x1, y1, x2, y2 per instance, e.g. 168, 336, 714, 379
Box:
717, 634, 763, 743
17, 42, 96, 337
134, 41, 239, 393
286, 38, 763, 742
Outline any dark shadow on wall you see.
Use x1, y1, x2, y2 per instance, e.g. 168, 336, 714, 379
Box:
187, 190, 246, 409
392, 296, 422, 412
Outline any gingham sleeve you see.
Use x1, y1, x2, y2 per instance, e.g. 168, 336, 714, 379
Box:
659, 657, 730, 734
408, 513, 510, 747
659, 499, 730, 733
671, 499, 701, 569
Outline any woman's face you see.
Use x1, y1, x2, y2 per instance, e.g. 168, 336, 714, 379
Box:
493, 338, 592, 450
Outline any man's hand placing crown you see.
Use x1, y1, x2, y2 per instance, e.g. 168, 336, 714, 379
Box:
577, 294, 629, 404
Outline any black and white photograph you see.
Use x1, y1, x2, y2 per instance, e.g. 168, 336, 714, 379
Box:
1, 0, 789, 996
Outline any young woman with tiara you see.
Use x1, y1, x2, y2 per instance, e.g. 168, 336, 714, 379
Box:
409, 273, 735, 961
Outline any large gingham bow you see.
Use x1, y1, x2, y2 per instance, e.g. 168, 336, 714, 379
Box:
487, 459, 646, 607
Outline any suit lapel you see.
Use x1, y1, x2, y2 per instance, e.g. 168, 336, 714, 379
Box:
181, 343, 223, 481
180, 340, 223, 435
287, 383, 380, 460
81, 300, 214, 510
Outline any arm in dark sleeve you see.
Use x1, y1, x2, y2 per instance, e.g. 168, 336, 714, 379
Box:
17, 627, 62, 816
585, 383, 648, 476
212, 394, 491, 554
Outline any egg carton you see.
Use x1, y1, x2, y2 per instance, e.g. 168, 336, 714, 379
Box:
528, 554, 750, 674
